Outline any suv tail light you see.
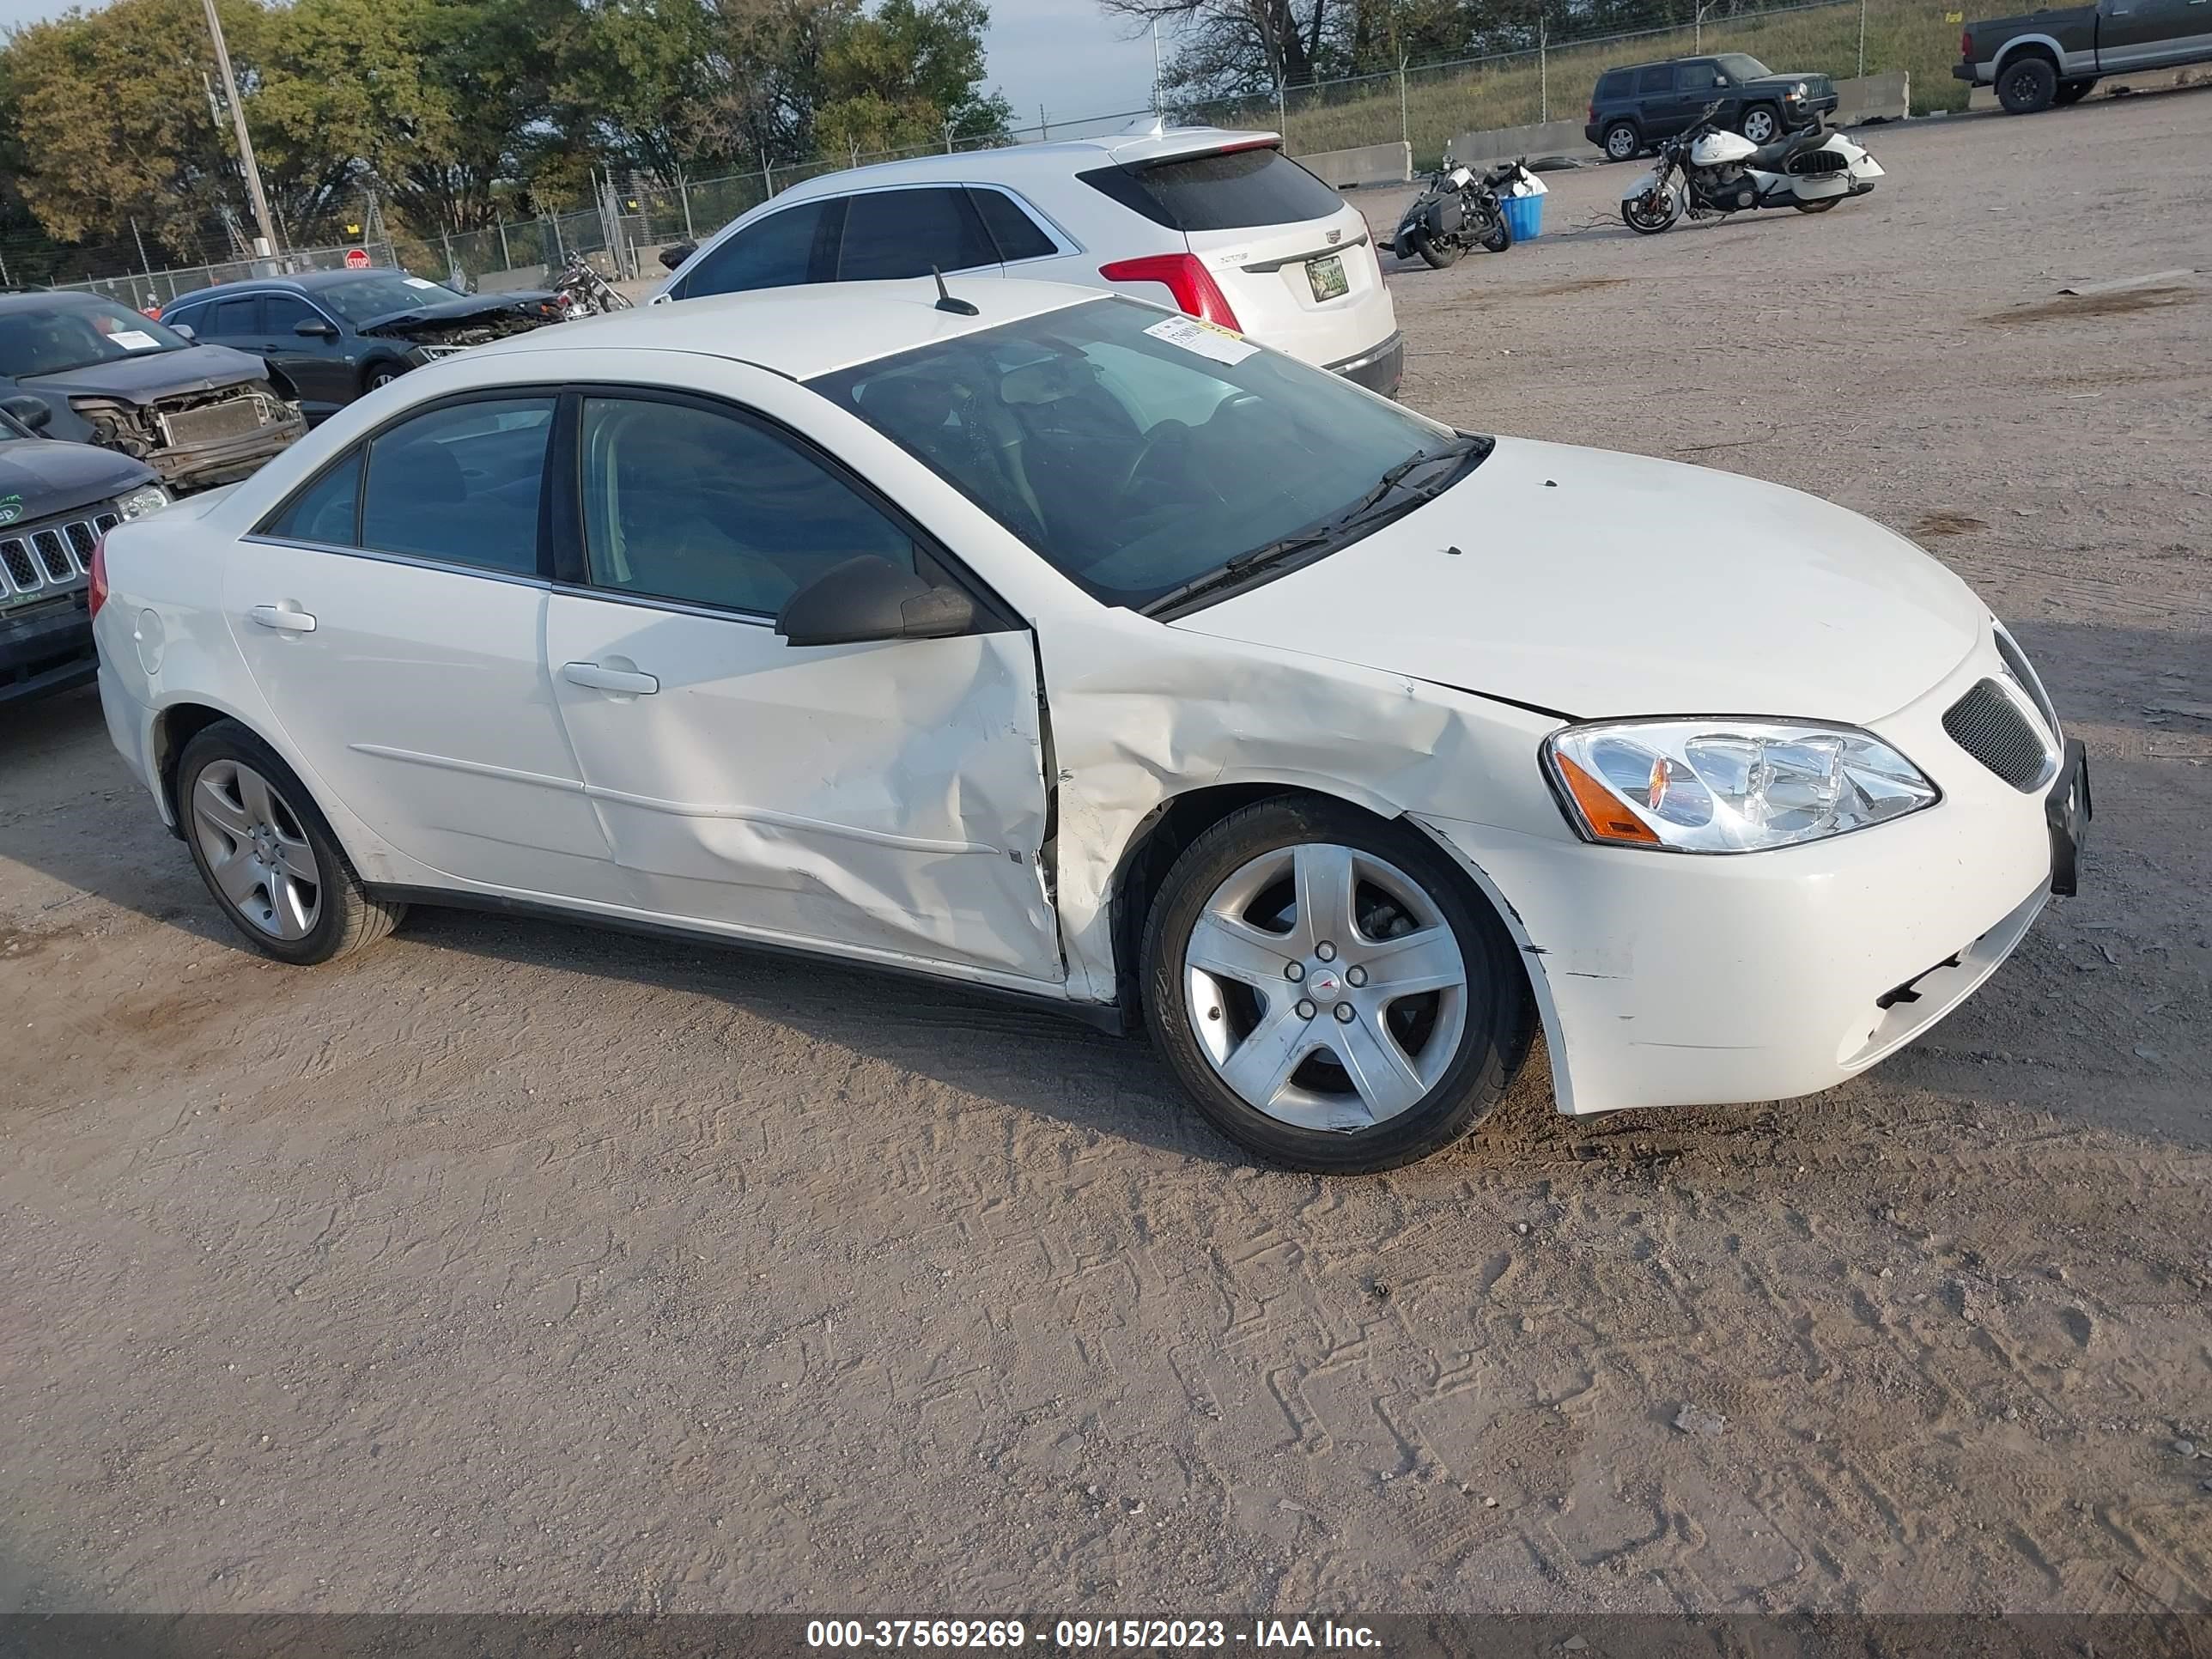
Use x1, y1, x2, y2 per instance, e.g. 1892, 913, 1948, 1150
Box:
1098, 253, 1243, 331
1960, 27, 1973, 56
1588, 102, 1597, 124
88, 532, 109, 619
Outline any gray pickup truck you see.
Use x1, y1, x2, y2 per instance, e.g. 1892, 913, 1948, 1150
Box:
1955, 0, 2212, 112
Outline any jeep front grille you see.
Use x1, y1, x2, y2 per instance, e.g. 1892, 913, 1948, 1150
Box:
1942, 678, 2054, 792
0, 507, 121, 604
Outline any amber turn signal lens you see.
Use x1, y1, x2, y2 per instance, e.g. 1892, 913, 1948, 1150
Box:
1555, 752, 1661, 845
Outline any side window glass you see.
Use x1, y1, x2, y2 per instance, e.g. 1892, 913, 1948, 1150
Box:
578, 396, 915, 617
969, 188, 1057, 263
1637, 65, 1675, 94
263, 452, 362, 544
675, 201, 830, 299
210, 297, 260, 335
836, 188, 998, 281
360, 397, 554, 572
262, 295, 319, 335
1680, 62, 1721, 89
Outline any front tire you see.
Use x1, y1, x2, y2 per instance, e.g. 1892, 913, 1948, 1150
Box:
1140, 799, 1532, 1173
1602, 121, 1640, 161
1623, 184, 1680, 234
1998, 55, 2058, 112
1409, 229, 1461, 269
1739, 104, 1781, 143
362, 363, 403, 394
179, 720, 404, 966
1476, 204, 1513, 253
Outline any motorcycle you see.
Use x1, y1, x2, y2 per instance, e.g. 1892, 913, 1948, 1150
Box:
550, 254, 635, 316
1621, 101, 1883, 234
1392, 157, 1527, 268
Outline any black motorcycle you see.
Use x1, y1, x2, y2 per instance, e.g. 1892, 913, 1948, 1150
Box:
1391, 158, 1525, 268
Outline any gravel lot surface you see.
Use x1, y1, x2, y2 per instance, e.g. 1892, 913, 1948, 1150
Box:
3, 90, 2209, 1617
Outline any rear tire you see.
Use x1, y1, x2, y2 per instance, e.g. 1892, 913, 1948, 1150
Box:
1140, 798, 1532, 1174
1410, 229, 1462, 269
2051, 77, 2095, 105
178, 720, 404, 966
1602, 121, 1640, 161
1997, 55, 2058, 113
1794, 197, 1840, 212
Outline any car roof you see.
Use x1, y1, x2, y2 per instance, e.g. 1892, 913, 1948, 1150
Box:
769, 122, 1283, 206
167, 269, 424, 306
0, 290, 109, 312
466, 276, 1110, 380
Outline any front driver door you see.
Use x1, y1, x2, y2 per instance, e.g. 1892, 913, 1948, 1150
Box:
2098, 0, 2209, 69
255, 294, 354, 418
542, 386, 1062, 984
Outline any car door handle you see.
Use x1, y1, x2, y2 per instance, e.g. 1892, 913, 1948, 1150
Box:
249, 603, 316, 633
562, 661, 659, 696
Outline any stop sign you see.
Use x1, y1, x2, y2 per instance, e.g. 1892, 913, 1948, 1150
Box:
343, 247, 370, 270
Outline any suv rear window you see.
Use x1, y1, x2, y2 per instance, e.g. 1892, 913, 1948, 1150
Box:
1636, 64, 1675, 94
1079, 145, 1341, 232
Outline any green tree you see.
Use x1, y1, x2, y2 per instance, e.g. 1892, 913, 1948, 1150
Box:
816, 0, 1012, 156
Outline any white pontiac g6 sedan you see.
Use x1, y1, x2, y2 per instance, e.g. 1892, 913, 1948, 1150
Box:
92, 279, 2089, 1172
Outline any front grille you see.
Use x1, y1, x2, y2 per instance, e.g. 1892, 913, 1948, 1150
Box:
160, 395, 268, 447
1943, 678, 2051, 791
0, 507, 118, 605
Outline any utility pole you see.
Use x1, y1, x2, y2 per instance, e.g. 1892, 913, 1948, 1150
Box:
1152, 19, 1163, 112
1538, 15, 1549, 124
200, 0, 278, 259
1398, 53, 1410, 152
1857, 0, 1869, 78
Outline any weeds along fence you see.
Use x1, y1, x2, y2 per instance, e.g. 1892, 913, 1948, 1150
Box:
42, 0, 1958, 301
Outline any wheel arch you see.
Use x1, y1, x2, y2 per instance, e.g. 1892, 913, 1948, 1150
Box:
1101, 780, 1540, 1027
151, 698, 364, 871
1993, 34, 2063, 72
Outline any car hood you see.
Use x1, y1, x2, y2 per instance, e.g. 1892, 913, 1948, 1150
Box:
21, 343, 271, 405
0, 438, 157, 520
358, 291, 564, 337
1172, 436, 1985, 726
1747, 70, 1828, 88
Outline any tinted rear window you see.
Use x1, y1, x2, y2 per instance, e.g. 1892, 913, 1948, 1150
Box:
1080, 146, 1341, 233
836, 187, 998, 280
1595, 70, 1632, 97
1636, 64, 1675, 94
969, 187, 1057, 262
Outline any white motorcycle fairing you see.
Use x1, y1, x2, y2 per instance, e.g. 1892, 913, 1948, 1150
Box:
1689, 129, 1758, 167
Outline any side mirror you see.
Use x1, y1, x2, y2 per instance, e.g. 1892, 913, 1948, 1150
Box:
659, 242, 696, 271
295, 318, 339, 338
776, 556, 975, 647
3, 393, 52, 431
170, 323, 198, 343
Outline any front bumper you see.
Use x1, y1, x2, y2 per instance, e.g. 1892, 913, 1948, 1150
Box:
149, 411, 307, 493
1416, 637, 2072, 1115
1329, 331, 1405, 398
0, 596, 96, 705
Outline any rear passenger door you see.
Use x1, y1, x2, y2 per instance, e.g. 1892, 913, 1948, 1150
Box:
832, 187, 1003, 283
198, 295, 264, 349
226, 392, 625, 899
1636, 63, 1686, 134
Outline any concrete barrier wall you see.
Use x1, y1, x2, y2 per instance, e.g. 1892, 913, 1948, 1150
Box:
1446, 118, 1600, 166
1297, 141, 1413, 188
1835, 70, 1910, 124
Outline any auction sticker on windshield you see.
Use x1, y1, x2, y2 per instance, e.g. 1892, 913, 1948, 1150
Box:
109, 331, 161, 351
1144, 315, 1259, 367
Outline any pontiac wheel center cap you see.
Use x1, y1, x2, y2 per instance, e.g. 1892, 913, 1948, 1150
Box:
1312, 971, 1340, 998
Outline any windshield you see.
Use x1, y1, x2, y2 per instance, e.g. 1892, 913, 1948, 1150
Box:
811, 297, 1482, 613
0, 300, 190, 377
320, 274, 465, 324
1717, 53, 1772, 80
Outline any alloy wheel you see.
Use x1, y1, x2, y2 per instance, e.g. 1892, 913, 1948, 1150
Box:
191, 759, 323, 940
1182, 842, 1468, 1133
1741, 107, 1778, 143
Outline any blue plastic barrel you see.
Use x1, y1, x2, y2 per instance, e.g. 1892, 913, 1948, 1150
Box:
1502, 193, 1543, 242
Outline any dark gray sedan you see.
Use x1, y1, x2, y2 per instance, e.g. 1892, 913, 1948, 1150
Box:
0, 291, 305, 492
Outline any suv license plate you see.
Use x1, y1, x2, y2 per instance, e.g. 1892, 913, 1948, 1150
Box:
1305, 253, 1349, 301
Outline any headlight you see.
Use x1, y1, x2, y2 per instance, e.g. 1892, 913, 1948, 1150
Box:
115, 483, 170, 521
1543, 719, 1937, 853
1790, 81, 1809, 100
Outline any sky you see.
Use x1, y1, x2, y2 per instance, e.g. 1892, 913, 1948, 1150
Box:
0, 0, 1164, 140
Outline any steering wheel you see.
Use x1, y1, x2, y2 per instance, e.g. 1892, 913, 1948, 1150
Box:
1114, 394, 1265, 503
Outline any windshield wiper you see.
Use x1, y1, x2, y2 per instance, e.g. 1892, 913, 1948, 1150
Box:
1139, 440, 1480, 618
